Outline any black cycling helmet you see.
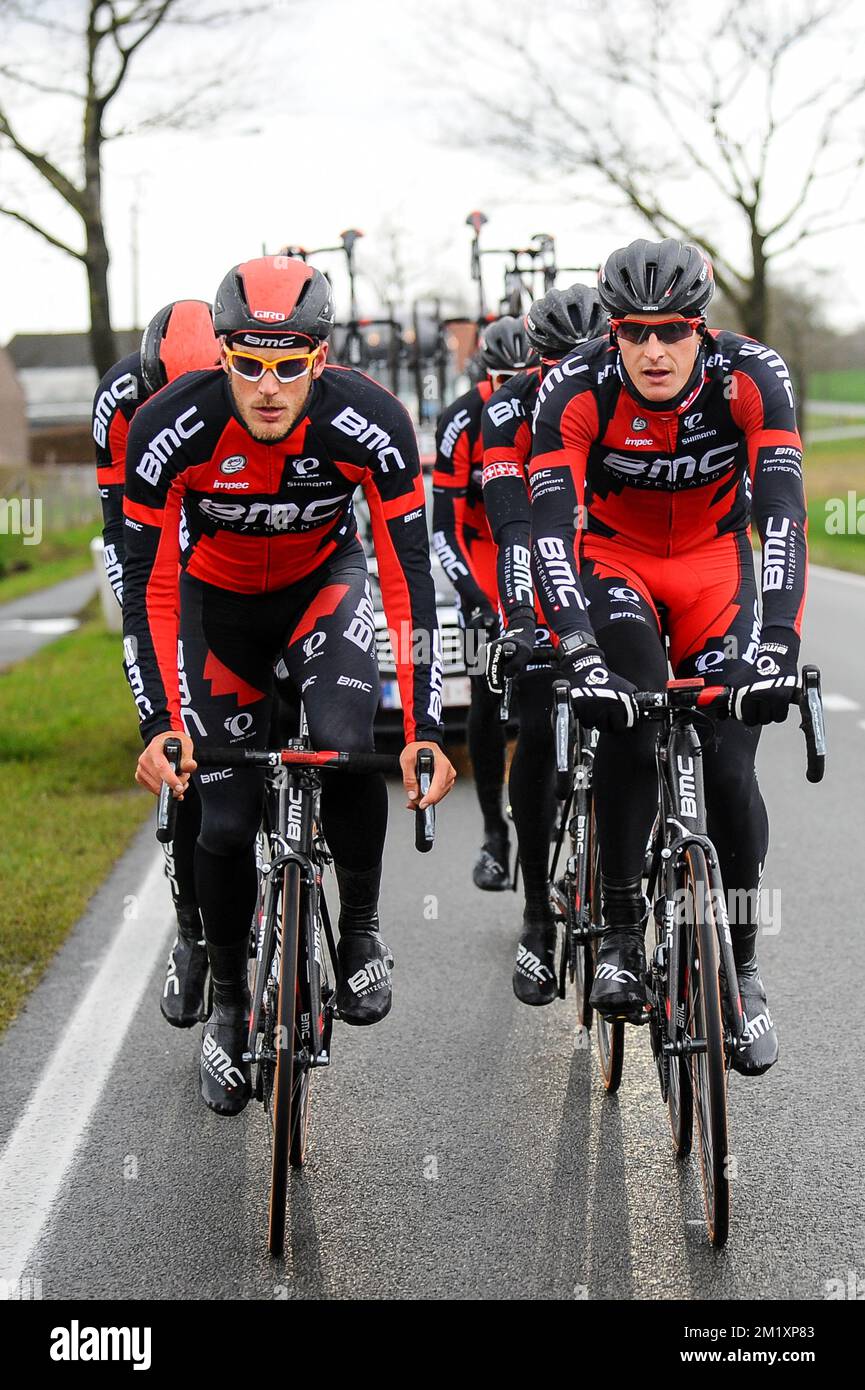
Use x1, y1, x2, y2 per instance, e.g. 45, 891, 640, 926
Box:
140, 299, 220, 395
477, 315, 538, 373
525, 284, 608, 359
598, 238, 714, 317
213, 255, 335, 343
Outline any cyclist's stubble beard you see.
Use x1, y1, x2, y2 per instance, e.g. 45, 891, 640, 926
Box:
228, 371, 314, 443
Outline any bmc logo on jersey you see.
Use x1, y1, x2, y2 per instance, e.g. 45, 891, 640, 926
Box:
136, 407, 205, 486
331, 406, 406, 472
439, 408, 471, 460
220, 455, 246, 474
487, 397, 525, 429
92, 371, 138, 448
602, 442, 737, 485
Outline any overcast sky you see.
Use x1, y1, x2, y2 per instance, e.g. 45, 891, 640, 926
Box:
2, 0, 865, 343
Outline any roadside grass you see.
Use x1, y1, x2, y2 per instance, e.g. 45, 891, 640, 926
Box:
809, 370, 865, 403
0, 522, 100, 604
0, 607, 151, 1033
805, 435, 865, 573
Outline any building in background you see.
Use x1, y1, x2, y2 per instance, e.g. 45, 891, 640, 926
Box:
0, 346, 28, 468
6, 331, 140, 464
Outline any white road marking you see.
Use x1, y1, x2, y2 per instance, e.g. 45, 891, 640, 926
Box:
822, 694, 861, 711
0, 854, 173, 1286
809, 564, 865, 589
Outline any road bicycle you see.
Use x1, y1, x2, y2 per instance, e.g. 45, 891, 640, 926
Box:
548, 668, 825, 1245
158, 731, 435, 1256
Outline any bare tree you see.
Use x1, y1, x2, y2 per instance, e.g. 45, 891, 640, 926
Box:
0, 1, 268, 375
451, 0, 865, 341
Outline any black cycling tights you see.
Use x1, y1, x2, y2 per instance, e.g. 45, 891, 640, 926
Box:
467, 672, 508, 842
508, 667, 557, 920
593, 620, 769, 966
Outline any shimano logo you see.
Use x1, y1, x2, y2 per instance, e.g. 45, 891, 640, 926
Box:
439, 407, 471, 460
92, 372, 138, 448
136, 406, 204, 486
332, 405, 406, 472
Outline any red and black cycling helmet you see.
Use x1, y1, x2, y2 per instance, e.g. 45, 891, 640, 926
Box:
525, 284, 607, 359
140, 299, 220, 395
477, 315, 539, 373
213, 255, 335, 344
598, 238, 714, 318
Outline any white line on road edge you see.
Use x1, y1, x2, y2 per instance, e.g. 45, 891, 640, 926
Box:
0, 853, 173, 1289
810, 564, 865, 589
822, 694, 861, 711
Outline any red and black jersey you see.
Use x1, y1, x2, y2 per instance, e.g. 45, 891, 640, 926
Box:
91, 352, 150, 606
481, 369, 540, 623
529, 330, 808, 642
122, 366, 442, 747
431, 381, 497, 616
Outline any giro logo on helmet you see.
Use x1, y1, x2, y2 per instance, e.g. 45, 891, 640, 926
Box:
253, 310, 286, 321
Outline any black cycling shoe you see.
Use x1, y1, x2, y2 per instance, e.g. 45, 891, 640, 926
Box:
199, 986, 251, 1116
732, 970, 779, 1076
589, 925, 650, 1022
160, 907, 209, 1029
472, 835, 510, 891
513, 919, 558, 1006
336, 930, 394, 1026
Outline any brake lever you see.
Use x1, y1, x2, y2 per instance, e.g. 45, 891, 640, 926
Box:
415, 748, 435, 852
156, 737, 182, 844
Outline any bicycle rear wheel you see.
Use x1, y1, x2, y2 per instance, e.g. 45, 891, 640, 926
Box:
268, 862, 301, 1256
590, 814, 624, 1093
682, 845, 730, 1247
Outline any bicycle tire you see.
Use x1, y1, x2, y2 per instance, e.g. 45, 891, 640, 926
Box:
289, 895, 319, 1169
267, 861, 302, 1257
590, 814, 625, 1092
682, 844, 730, 1247
665, 894, 693, 1159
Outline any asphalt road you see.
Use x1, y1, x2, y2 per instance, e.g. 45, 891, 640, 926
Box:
0, 572, 96, 670
0, 565, 863, 1301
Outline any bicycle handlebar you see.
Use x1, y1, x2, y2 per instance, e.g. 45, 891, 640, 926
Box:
551, 664, 826, 786
157, 745, 439, 848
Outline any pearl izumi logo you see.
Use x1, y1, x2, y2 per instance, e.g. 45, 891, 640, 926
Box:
50, 1321, 151, 1370
220, 455, 246, 474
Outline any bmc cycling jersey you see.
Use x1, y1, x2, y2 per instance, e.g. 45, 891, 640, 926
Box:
529, 330, 808, 647
481, 369, 541, 624
92, 352, 150, 606
122, 366, 443, 747
431, 381, 497, 615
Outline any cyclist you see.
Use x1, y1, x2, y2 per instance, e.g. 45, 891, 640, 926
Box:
530, 238, 807, 1074
431, 316, 538, 891
122, 256, 455, 1115
93, 299, 220, 1028
483, 285, 608, 1005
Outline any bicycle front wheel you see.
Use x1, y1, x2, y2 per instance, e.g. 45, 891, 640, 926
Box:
268, 862, 302, 1257
590, 813, 624, 1092
682, 845, 730, 1247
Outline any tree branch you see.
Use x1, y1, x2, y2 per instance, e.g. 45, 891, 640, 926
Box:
0, 204, 85, 259
0, 105, 85, 213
